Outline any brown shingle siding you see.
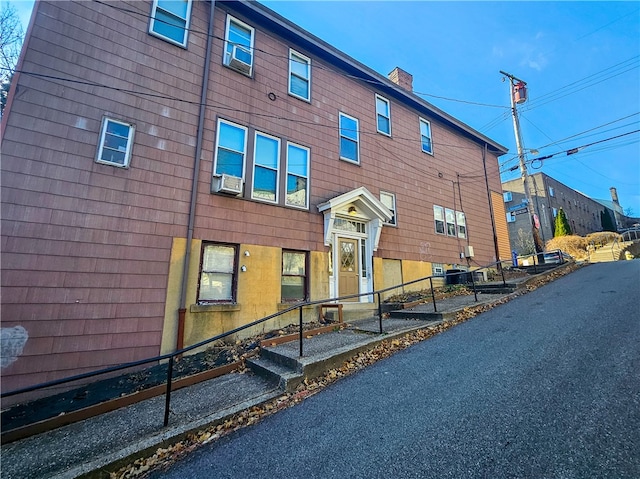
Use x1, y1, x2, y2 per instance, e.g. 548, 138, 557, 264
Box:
1, 0, 507, 398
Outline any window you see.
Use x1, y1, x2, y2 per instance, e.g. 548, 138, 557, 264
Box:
432, 263, 445, 276
549, 186, 555, 197
506, 212, 516, 223
339, 113, 359, 164
375, 95, 391, 136
214, 119, 247, 178
288, 49, 311, 101
252, 132, 280, 202
380, 191, 397, 225
96, 118, 135, 168
445, 208, 456, 236
198, 244, 237, 303
361, 239, 367, 278
456, 211, 466, 239
281, 251, 307, 302
149, 0, 192, 47
553, 207, 558, 217
434, 205, 445, 234
419, 118, 433, 154
286, 142, 309, 209
503, 191, 512, 202
224, 15, 254, 75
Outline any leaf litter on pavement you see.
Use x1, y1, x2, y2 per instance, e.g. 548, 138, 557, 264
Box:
110, 262, 583, 479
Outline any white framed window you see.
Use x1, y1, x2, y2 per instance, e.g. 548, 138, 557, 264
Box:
445, 208, 456, 236
506, 212, 516, 223
456, 211, 467, 239
549, 186, 555, 197
96, 117, 135, 168
419, 117, 433, 154
288, 49, 311, 101
552, 207, 558, 217
375, 95, 391, 136
149, 0, 192, 47
224, 15, 254, 76
380, 191, 397, 226
286, 142, 310, 209
432, 263, 445, 277
434, 205, 445, 234
198, 243, 237, 303
503, 191, 512, 202
339, 112, 359, 164
282, 250, 308, 302
252, 132, 280, 203
213, 119, 247, 179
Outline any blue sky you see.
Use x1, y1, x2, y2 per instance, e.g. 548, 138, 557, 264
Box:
10, 0, 640, 216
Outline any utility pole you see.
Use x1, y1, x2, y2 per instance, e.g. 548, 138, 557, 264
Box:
500, 70, 543, 256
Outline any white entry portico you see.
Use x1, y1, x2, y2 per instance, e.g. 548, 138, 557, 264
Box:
318, 187, 393, 302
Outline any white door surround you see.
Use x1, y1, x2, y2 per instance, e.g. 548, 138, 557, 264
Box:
318, 187, 393, 301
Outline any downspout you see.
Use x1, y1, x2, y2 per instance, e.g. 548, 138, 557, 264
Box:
177, 0, 216, 351
482, 144, 502, 267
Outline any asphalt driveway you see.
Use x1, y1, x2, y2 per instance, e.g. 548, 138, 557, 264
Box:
150, 261, 640, 479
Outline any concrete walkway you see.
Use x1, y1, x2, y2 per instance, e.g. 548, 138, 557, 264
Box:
1, 273, 549, 479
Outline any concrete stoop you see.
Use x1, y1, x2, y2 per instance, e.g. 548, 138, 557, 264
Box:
246, 320, 435, 392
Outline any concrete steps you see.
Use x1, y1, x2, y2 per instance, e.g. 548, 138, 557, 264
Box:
589, 241, 632, 263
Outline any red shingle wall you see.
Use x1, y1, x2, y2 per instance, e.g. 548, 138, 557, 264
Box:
1, 0, 504, 396
1, 0, 210, 394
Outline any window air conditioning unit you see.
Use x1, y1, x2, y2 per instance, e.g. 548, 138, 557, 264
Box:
464, 245, 475, 258
213, 174, 243, 195
228, 45, 252, 75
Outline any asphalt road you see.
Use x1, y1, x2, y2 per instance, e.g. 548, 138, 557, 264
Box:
150, 261, 640, 479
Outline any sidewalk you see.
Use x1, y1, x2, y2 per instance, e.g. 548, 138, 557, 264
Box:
1, 275, 541, 479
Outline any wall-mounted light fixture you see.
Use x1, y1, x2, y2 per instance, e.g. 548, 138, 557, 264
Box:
244, 250, 250, 257
348, 206, 357, 216
241, 265, 247, 272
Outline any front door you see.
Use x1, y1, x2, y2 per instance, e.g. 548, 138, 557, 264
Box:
338, 238, 359, 301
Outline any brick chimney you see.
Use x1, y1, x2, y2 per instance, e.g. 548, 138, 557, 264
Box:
388, 67, 413, 92
610, 187, 620, 206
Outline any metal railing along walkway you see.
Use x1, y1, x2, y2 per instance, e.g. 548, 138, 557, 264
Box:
1, 260, 513, 431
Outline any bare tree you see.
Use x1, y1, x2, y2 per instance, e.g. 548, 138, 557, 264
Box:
1, 2, 24, 115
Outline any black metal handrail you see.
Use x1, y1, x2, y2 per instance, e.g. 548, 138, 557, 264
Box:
1, 259, 509, 427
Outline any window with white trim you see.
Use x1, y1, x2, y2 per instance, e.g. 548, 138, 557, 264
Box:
503, 191, 512, 202
375, 95, 391, 136
281, 250, 307, 302
456, 211, 466, 238
252, 132, 280, 203
286, 142, 309, 209
506, 212, 516, 223
96, 118, 135, 168
288, 49, 311, 101
149, 0, 192, 47
212, 120, 311, 210
419, 117, 433, 154
549, 186, 555, 197
339, 113, 359, 164
380, 191, 397, 226
432, 263, 445, 277
198, 243, 237, 303
552, 207, 558, 217
445, 208, 456, 236
224, 15, 254, 76
434, 205, 445, 234
213, 119, 247, 178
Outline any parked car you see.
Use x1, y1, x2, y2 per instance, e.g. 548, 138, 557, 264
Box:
543, 250, 572, 264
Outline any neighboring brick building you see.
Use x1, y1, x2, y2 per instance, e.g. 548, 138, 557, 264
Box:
1, 0, 508, 397
502, 172, 615, 254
